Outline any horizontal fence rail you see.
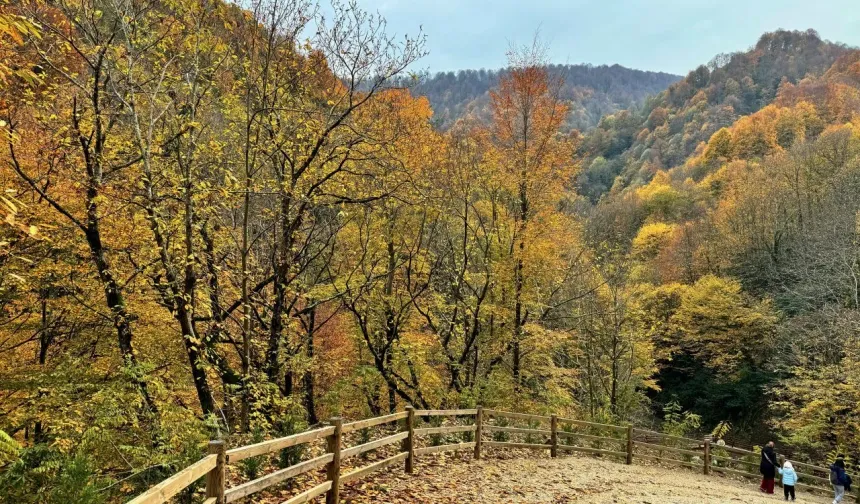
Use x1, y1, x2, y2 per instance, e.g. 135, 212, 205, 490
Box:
126, 405, 853, 503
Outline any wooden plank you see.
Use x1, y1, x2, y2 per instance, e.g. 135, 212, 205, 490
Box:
484, 441, 551, 450
413, 409, 478, 416
415, 442, 476, 456
227, 426, 335, 463
224, 454, 333, 503
635, 441, 701, 458
794, 481, 857, 499
414, 425, 476, 436
340, 432, 408, 460
341, 452, 408, 484
558, 417, 628, 432
483, 425, 551, 436
557, 445, 627, 458
485, 410, 550, 423
794, 481, 829, 493
710, 465, 759, 480
709, 454, 756, 466
202, 499, 217, 504
556, 431, 623, 444
127, 455, 217, 504
341, 412, 408, 434
794, 471, 831, 485
634, 453, 702, 470
714, 445, 756, 456
792, 460, 830, 474
281, 481, 332, 504
632, 428, 700, 444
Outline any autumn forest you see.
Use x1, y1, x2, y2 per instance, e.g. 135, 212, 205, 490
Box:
2, 0, 860, 501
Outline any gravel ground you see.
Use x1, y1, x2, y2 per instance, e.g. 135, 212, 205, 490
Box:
339, 453, 836, 504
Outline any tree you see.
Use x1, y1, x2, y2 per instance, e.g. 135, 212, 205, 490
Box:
6, 0, 158, 412
572, 261, 658, 419
488, 38, 577, 385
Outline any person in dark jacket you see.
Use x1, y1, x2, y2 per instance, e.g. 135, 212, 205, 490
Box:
760, 441, 777, 494
831, 455, 850, 504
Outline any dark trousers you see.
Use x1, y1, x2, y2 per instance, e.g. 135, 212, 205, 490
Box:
760, 478, 775, 494
784, 484, 795, 500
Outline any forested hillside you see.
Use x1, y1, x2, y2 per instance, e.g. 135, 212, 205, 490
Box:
581, 30, 860, 452
2, 0, 860, 502
578, 29, 850, 200
410, 64, 681, 131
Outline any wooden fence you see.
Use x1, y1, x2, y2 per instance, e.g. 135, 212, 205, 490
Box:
127, 406, 849, 503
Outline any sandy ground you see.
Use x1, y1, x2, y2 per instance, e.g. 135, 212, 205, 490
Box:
338, 453, 836, 504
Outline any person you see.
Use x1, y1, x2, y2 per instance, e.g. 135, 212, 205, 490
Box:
779, 460, 798, 501
760, 441, 777, 494
830, 454, 850, 504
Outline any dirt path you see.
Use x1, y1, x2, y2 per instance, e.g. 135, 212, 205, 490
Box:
339, 452, 834, 503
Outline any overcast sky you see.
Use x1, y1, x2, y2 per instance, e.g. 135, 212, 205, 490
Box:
341, 0, 860, 76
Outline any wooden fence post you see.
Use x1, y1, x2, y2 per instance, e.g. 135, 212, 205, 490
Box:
704, 438, 711, 475
550, 414, 558, 458
474, 406, 483, 460
326, 417, 343, 504
206, 440, 226, 504
405, 406, 415, 474
777, 454, 785, 488
626, 424, 633, 465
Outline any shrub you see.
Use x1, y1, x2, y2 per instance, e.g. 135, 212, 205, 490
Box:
0, 443, 109, 504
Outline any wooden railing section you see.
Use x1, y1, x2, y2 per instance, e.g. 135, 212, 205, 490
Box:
127, 406, 849, 503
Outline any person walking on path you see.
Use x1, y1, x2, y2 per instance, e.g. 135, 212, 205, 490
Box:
779, 460, 798, 501
760, 441, 778, 494
830, 454, 850, 504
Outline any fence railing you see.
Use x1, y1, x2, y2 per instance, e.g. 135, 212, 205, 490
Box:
126, 406, 850, 503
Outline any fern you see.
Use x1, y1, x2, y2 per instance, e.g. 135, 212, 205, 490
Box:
711, 420, 732, 441
0, 429, 20, 466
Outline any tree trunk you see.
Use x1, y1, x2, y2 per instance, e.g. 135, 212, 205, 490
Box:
178, 311, 216, 415
304, 307, 318, 424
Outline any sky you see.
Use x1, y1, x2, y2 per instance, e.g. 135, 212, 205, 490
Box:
344, 0, 860, 76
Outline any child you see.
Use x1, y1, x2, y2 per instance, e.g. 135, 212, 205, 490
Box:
779, 460, 798, 501
831, 455, 849, 504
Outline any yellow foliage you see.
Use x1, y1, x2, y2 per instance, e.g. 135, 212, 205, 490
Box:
632, 222, 676, 259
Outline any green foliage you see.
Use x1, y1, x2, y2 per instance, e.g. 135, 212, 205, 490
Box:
524, 420, 541, 444
711, 420, 732, 441
0, 429, 20, 467
671, 275, 777, 375
240, 429, 266, 480
276, 418, 307, 469
0, 444, 109, 504
492, 417, 510, 442
661, 401, 701, 438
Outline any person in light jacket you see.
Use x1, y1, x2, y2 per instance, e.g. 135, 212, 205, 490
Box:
779, 460, 798, 501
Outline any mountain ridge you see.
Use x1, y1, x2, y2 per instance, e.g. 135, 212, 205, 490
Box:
409, 63, 682, 131
577, 28, 853, 200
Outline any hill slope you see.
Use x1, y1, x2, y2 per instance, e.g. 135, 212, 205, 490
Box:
412, 64, 681, 131
579, 30, 860, 447
578, 29, 852, 200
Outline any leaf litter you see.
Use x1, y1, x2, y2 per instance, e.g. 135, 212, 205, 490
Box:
333, 452, 836, 504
